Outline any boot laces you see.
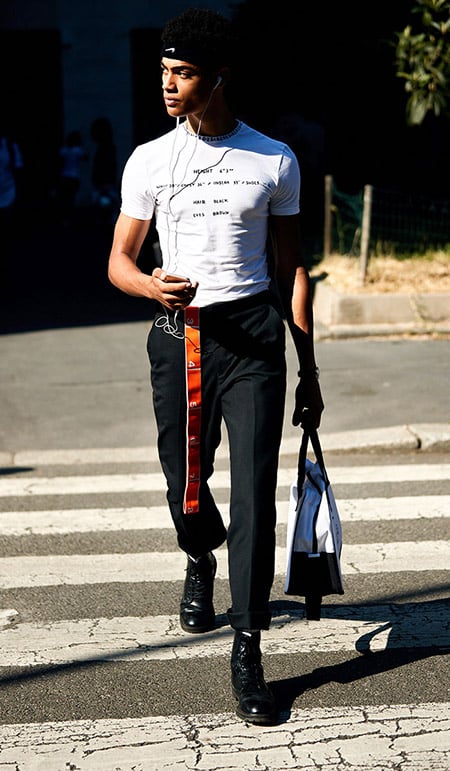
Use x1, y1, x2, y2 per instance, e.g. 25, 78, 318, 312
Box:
184, 559, 212, 604
235, 639, 266, 689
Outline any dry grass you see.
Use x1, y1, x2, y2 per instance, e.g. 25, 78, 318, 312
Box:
311, 251, 450, 294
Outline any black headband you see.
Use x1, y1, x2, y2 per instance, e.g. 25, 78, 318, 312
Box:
161, 44, 223, 69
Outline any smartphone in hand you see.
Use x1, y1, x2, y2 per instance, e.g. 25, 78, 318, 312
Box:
163, 273, 191, 283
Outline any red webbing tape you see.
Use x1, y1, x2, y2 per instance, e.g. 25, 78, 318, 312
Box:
184, 307, 201, 514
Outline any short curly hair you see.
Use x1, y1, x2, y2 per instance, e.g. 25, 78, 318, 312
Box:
161, 7, 235, 70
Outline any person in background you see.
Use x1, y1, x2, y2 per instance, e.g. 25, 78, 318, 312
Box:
0, 122, 24, 282
107, 7, 323, 725
0, 122, 23, 226
57, 129, 88, 225
90, 117, 118, 223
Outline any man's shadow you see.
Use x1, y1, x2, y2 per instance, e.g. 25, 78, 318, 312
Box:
267, 596, 450, 720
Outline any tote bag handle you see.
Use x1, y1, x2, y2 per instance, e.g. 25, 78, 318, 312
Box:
297, 426, 329, 489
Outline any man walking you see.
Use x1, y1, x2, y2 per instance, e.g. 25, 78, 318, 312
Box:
108, 7, 323, 725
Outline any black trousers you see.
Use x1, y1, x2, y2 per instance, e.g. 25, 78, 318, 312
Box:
147, 291, 287, 631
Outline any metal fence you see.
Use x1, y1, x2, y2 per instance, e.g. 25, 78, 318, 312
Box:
324, 176, 450, 259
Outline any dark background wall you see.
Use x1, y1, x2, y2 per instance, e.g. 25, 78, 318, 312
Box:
0, 28, 63, 205
1, 0, 448, 333
1, 0, 449, 213
228, 0, 449, 196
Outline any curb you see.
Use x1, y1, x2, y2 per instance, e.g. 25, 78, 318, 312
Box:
0, 424, 449, 468
318, 423, 450, 453
280, 423, 450, 455
312, 283, 450, 339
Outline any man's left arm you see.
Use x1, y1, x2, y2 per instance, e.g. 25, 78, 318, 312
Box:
269, 213, 324, 429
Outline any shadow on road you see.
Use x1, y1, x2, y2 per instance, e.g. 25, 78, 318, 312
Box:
1, 209, 158, 335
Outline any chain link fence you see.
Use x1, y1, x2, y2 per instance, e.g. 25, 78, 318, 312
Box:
325, 176, 450, 258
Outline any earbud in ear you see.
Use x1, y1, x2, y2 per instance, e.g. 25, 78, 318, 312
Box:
210, 74, 223, 94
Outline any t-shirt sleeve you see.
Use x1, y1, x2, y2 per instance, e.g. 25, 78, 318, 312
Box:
269, 145, 301, 216
120, 147, 154, 220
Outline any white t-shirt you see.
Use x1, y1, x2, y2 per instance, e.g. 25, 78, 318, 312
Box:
121, 120, 300, 307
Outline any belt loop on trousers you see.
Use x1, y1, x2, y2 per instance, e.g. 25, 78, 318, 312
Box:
183, 307, 201, 514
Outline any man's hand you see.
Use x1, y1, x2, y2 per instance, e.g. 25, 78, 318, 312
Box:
152, 268, 198, 310
292, 373, 324, 429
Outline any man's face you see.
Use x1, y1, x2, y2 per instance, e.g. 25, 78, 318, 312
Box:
161, 58, 215, 119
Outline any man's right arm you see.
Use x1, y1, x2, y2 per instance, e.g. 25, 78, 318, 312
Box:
108, 212, 197, 309
108, 212, 153, 298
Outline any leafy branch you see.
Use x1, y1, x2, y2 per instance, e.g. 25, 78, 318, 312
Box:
395, 0, 450, 125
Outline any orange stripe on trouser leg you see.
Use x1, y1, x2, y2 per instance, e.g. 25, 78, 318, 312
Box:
184, 307, 201, 514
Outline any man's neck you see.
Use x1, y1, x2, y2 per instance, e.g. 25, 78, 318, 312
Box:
186, 109, 236, 137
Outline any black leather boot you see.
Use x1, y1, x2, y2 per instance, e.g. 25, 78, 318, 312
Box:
231, 631, 278, 725
180, 552, 216, 633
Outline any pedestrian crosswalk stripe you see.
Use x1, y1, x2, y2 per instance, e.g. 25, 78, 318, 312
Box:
0, 703, 447, 770
0, 541, 448, 588
0, 463, 449, 497
0, 604, 447, 667
0, 495, 448, 535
